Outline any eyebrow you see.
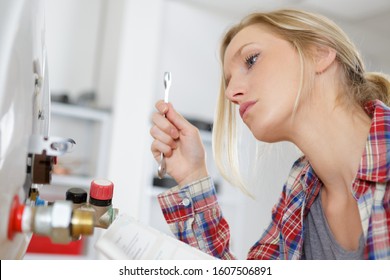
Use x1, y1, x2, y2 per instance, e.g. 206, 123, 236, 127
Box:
224, 42, 258, 87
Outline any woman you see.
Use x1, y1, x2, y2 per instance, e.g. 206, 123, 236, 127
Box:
150, 9, 390, 259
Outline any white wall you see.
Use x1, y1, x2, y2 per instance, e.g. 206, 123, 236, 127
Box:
45, 0, 104, 100
106, 0, 165, 220
157, 1, 233, 121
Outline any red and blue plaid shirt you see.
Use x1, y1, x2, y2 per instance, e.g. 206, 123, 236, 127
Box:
158, 100, 390, 260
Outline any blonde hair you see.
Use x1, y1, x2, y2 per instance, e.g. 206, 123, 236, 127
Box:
213, 9, 390, 193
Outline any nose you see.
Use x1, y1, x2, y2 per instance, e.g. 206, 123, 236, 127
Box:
225, 77, 244, 105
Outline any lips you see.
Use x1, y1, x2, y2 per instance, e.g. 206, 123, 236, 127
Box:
239, 101, 257, 119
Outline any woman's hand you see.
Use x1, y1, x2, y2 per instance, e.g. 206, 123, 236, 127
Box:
150, 100, 209, 186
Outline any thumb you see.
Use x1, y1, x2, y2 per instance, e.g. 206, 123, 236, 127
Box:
165, 102, 191, 132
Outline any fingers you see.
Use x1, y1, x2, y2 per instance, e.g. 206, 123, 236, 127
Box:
151, 139, 173, 159
151, 100, 198, 161
150, 122, 177, 150
155, 100, 169, 114
151, 111, 179, 141
155, 100, 190, 133
151, 101, 180, 159
154, 101, 179, 138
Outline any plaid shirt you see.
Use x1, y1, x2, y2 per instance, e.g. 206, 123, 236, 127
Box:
158, 100, 390, 260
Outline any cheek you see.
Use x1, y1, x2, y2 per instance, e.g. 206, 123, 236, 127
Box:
246, 50, 300, 141
260, 56, 300, 103
247, 91, 295, 142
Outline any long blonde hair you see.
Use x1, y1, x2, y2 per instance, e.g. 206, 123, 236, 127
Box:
213, 9, 390, 193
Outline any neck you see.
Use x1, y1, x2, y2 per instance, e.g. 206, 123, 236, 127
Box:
290, 95, 371, 197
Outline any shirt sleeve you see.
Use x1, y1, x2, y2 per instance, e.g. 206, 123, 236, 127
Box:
157, 176, 236, 259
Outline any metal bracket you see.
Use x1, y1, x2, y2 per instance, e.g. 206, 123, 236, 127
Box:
28, 135, 76, 156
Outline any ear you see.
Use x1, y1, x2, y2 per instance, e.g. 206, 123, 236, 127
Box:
314, 46, 337, 74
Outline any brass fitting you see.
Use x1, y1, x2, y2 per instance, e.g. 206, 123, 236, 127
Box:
71, 208, 94, 238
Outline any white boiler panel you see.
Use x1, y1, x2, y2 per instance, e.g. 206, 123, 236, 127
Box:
0, 0, 50, 259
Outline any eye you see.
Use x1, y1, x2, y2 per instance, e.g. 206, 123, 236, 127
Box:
245, 53, 260, 69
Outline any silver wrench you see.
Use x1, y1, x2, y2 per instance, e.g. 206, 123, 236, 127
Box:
157, 71, 171, 178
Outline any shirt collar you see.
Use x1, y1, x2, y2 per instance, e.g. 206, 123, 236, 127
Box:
356, 100, 390, 183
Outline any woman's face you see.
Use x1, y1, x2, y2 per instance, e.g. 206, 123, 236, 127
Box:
223, 24, 302, 142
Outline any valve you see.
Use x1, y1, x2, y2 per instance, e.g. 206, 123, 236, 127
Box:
8, 195, 94, 243
67, 179, 119, 229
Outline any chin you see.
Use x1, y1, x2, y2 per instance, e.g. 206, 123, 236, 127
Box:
253, 134, 279, 143
251, 129, 271, 143
250, 125, 283, 143
248, 114, 288, 143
